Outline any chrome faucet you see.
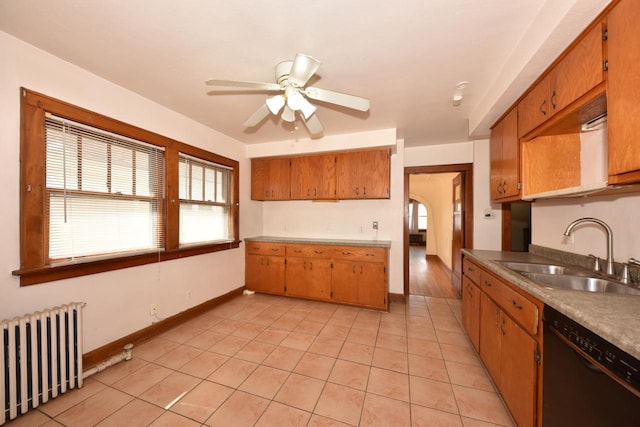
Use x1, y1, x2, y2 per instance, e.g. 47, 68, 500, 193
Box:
563, 218, 615, 276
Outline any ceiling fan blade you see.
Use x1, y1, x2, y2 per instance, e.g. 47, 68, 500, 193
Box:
288, 53, 321, 87
206, 79, 281, 91
303, 114, 324, 136
242, 104, 271, 127
304, 87, 370, 112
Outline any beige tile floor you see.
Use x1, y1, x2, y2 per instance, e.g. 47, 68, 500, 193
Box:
8, 294, 515, 427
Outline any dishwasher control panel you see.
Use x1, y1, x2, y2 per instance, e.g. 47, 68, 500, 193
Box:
543, 306, 639, 393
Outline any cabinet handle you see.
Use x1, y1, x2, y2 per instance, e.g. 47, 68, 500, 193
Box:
314, 250, 324, 254
314, 188, 318, 197
352, 265, 356, 274
502, 181, 507, 193
500, 317, 507, 336
365, 253, 375, 257
294, 249, 302, 253
551, 90, 557, 110
363, 186, 366, 196
355, 187, 359, 196
512, 300, 523, 310
343, 251, 353, 256
309, 261, 313, 271
467, 266, 474, 272
271, 248, 279, 252
539, 99, 547, 116
307, 189, 310, 197
484, 280, 492, 287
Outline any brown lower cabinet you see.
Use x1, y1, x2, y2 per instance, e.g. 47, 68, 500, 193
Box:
245, 241, 389, 310
463, 257, 542, 427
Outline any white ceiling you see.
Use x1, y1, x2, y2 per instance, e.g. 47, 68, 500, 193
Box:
0, 0, 610, 147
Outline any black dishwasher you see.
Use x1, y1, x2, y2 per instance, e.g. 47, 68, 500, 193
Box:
542, 305, 640, 426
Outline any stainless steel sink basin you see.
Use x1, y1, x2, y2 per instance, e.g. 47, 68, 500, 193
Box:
521, 272, 640, 295
497, 261, 589, 276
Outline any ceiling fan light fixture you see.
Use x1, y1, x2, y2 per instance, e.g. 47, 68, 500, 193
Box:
266, 94, 285, 114
281, 105, 296, 122
285, 87, 316, 119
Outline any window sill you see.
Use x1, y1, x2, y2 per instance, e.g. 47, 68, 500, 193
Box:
13, 240, 241, 286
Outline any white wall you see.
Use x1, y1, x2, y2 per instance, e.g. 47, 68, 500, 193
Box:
532, 194, 640, 262
0, 31, 255, 352
473, 139, 503, 250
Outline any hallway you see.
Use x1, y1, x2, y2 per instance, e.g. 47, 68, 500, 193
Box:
409, 246, 459, 299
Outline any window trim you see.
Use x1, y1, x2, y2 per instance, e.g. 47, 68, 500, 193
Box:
14, 88, 240, 286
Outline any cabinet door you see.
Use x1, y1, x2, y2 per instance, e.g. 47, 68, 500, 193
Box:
357, 262, 387, 309
490, 108, 519, 201
245, 255, 285, 294
360, 149, 390, 199
290, 154, 336, 200
550, 23, 604, 114
251, 157, 290, 200
306, 259, 333, 300
479, 293, 502, 389
518, 75, 550, 138
331, 260, 359, 304
607, 0, 640, 180
336, 149, 390, 199
500, 314, 538, 427
489, 119, 504, 201
268, 157, 291, 200
285, 256, 332, 300
461, 277, 480, 351
500, 108, 519, 199
284, 257, 308, 297
250, 158, 269, 201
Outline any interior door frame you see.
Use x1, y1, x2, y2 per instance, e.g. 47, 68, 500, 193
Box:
404, 164, 473, 297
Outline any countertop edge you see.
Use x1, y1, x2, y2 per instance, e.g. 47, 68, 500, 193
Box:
245, 236, 392, 248
462, 249, 640, 360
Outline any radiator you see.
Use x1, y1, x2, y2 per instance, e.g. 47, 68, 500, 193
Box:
1, 302, 85, 425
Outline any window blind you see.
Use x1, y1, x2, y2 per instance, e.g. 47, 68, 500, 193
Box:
178, 153, 232, 245
45, 114, 165, 262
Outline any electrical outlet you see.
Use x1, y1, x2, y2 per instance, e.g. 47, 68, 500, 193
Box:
372, 221, 379, 230
186, 290, 191, 300
150, 304, 158, 316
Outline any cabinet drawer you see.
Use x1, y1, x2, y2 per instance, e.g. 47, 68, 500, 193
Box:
246, 242, 286, 256
481, 270, 539, 336
462, 258, 481, 284
286, 244, 332, 258
494, 283, 539, 336
331, 246, 386, 262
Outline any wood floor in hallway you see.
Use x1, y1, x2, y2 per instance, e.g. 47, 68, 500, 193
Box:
409, 245, 459, 299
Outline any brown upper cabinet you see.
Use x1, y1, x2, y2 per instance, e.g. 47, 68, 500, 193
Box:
336, 149, 390, 199
490, 107, 520, 202
607, 0, 640, 184
251, 157, 291, 200
518, 23, 605, 139
290, 154, 336, 200
251, 148, 391, 201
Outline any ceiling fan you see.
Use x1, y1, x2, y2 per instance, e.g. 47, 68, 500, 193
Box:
205, 53, 370, 137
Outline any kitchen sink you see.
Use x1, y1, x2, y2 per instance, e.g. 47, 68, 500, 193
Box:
521, 272, 640, 296
497, 261, 589, 276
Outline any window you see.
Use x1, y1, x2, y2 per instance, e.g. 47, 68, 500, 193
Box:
45, 114, 165, 261
409, 199, 428, 233
178, 154, 232, 245
15, 88, 239, 286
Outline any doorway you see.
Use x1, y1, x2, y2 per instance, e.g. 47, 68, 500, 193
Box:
404, 164, 473, 298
